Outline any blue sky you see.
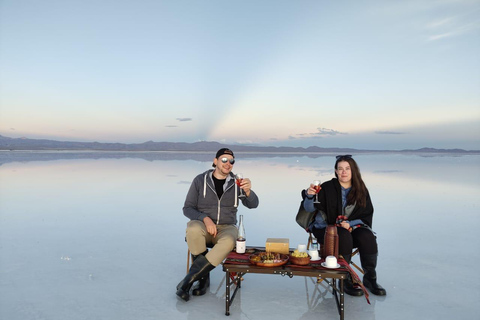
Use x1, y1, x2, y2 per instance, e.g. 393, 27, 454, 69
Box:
1, 0, 479, 150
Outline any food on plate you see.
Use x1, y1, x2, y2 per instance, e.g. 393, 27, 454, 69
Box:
250, 255, 261, 262
251, 252, 285, 263
291, 249, 309, 258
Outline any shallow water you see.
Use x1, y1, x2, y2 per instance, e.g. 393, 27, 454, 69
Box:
0, 152, 479, 319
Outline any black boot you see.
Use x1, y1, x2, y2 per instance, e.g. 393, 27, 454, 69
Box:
176, 254, 215, 301
342, 254, 364, 296
360, 253, 387, 296
192, 250, 210, 296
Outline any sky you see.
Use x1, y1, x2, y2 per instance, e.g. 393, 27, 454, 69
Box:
1, 0, 479, 150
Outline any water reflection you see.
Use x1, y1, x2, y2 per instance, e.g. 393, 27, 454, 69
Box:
0, 152, 479, 320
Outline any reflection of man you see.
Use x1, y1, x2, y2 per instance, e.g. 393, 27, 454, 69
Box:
176, 148, 259, 301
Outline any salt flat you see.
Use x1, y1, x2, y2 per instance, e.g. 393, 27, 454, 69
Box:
1, 153, 479, 319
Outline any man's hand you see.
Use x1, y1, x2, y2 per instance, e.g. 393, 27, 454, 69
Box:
203, 216, 217, 237
239, 178, 253, 197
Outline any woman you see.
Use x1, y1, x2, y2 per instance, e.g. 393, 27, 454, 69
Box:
303, 155, 386, 296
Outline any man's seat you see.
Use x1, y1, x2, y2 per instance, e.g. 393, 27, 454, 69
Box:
307, 232, 364, 274
186, 248, 192, 274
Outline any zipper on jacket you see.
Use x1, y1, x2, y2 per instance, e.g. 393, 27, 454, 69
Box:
205, 171, 235, 225
216, 183, 234, 225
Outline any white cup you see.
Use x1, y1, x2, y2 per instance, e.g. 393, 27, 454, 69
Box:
297, 244, 307, 253
325, 255, 338, 268
308, 249, 319, 260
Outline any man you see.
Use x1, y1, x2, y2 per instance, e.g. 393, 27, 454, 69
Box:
176, 148, 259, 301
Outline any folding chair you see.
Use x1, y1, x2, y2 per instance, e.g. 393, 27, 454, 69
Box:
186, 248, 191, 274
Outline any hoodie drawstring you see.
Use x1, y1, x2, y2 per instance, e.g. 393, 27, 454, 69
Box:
234, 182, 238, 208
203, 173, 207, 198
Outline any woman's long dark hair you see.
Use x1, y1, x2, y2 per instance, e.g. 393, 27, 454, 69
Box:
334, 156, 367, 208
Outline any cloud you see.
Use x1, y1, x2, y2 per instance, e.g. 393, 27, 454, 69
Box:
165, 117, 192, 128
288, 127, 347, 140
314, 127, 347, 136
426, 17, 454, 29
373, 170, 403, 173
10, 128, 15, 130
426, 12, 480, 41
428, 32, 454, 41
375, 130, 407, 135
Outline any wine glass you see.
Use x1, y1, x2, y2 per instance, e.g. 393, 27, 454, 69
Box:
312, 180, 321, 203
235, 173, 245, 198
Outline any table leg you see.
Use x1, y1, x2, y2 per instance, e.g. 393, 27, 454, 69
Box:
225, 271, 231, 316
331, 278, 345, 320
340, 279, 344, 320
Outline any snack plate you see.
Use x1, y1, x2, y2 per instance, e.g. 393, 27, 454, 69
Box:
289, 255, 311, 265
249, 253, 289, 267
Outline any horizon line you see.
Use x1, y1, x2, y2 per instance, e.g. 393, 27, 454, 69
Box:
1, 134, 479, 153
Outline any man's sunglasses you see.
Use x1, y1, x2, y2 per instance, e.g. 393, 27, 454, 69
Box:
220, 157, 235, 165
336, 154, 352, 160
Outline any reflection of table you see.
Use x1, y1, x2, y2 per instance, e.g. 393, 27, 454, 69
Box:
222, 248, 349, 320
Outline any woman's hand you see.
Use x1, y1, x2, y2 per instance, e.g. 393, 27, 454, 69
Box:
339, 221, 350, 230
306, 183, 320, 196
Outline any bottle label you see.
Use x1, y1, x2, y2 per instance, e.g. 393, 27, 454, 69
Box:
236, 239, 246, 253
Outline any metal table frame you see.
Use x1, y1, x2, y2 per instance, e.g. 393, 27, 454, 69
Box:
222, 261, 348, 319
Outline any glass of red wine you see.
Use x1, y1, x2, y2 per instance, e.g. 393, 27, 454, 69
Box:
235, 173, 245, 198
313, 180, 321, 203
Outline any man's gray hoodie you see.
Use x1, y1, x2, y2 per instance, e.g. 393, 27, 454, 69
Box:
183, 169, 259, 225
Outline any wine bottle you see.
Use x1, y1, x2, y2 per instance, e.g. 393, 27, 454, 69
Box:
236, 215, 246, 254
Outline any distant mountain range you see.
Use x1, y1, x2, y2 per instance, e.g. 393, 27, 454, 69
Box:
0, 135, 478, 154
